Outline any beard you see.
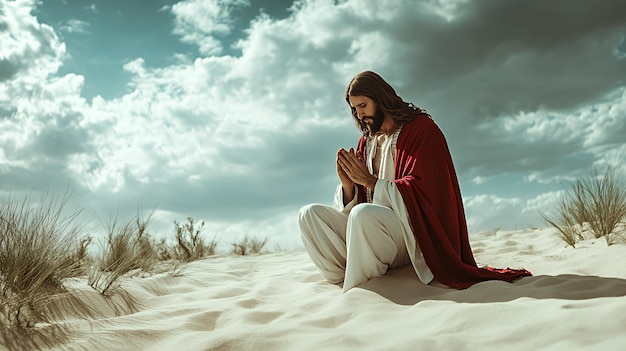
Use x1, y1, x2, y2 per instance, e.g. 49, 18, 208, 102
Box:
362, 107, 385, 135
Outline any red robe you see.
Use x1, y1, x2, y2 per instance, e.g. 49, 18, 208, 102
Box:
355, 114, 532, 289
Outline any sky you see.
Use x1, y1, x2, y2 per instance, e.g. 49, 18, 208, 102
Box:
1, 0, 626, 249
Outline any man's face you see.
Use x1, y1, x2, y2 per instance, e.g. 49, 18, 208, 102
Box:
348, 95, 384, 134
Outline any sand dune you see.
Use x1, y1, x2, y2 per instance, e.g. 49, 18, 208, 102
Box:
3, 227, 626, 351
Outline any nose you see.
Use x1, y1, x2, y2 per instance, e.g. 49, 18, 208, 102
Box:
356, 108, 364, 120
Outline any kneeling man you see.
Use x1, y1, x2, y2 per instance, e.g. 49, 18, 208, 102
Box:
299, 71, 531, 292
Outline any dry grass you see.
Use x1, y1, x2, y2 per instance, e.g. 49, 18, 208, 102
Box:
582, 166, 626, 243
539, 183, 586, 248
0, 190, 87, 327
88, 211, 160, 295
1, 189, 274, 329
231, 235, 268, 255
173, 217, 218, 261
541, 165, 626, 247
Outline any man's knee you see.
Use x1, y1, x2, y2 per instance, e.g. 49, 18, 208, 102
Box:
299, 203, 325, 224
299, 204, 335, 235
348, 203, 381, 226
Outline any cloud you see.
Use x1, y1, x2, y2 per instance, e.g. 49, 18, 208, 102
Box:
616, 36, 626, 59
60, 19, 90, 34
2, 0, 626, 243
463, 192, 562, 233
85, 4, 98, 14
0, 0, 80, 153
0, 0, 90, 193
51, 0, 372, 223
457, 87, 626, 184
404, 1, 626, 112
100, 0, 626, 198
0, 0, 65, 83
170, 0, 251, 55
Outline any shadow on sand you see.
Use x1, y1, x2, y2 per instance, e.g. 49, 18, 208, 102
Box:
359, 265, 626, 305
0, 287, 142, 351
0, 324, 71, 351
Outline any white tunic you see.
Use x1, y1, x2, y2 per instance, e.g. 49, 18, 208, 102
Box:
333, 127, 434, 285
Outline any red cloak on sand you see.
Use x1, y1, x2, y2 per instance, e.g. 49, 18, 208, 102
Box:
355, 114, 532, 289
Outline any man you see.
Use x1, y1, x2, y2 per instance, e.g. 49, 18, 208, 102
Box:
299, 71, 531, 292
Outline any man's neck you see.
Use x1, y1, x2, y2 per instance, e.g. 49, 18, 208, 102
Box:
380, 117, 400, 136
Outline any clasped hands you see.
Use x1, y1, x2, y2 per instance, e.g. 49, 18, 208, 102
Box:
336, 148, 377, 190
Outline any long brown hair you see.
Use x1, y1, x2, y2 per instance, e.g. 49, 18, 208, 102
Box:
345, 71, 427, 135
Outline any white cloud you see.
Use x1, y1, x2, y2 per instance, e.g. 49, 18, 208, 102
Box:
2, 0, 626, 245
463, 87, 626, 185
423, 0, 468, 21
1, 0, 84, 177
60, 19, 90, 34
464, 194, 523, 233
593, 144, 626, 178
471, 176, 487, 184
85, 4, 98, 14
464, 192, 563, 233
524, 191, 563, 216
0, 0, 65, 83
615, 36, 626, 59
170, 0, 251, 55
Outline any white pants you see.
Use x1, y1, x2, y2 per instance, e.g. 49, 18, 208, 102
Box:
299, 203, 410, 291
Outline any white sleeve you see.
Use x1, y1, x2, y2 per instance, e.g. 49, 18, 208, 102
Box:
334, 184, 359, 214
372, 178, 396, 208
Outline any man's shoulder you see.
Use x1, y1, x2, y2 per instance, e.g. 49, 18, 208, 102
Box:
402, 114, 437, 133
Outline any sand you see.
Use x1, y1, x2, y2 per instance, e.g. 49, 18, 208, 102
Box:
3, 227, 626, 351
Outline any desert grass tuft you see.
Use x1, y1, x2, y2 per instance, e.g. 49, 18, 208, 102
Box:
0, 190, 87, 327
231, 234, 268, 255
581, 166, 626, 244
539, 199, 584, 248
88, 211, 159, 295
541, 165, 626, 246
173, 217, 217, 261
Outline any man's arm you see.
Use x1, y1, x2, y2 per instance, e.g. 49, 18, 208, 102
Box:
341, 183, 355, 206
